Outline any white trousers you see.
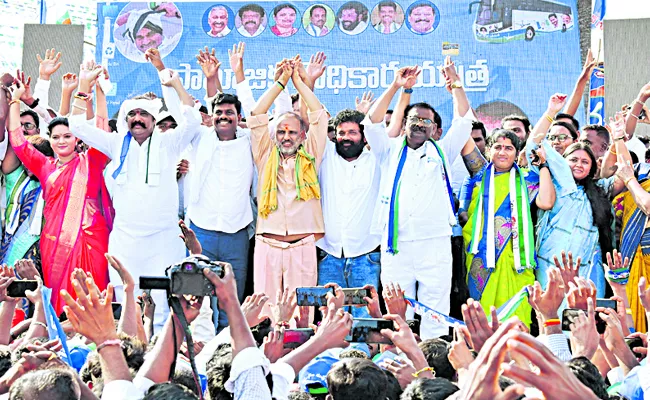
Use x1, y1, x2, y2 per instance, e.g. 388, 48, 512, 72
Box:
380, 236, 452, 339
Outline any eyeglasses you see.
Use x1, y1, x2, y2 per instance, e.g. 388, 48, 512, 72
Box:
548, 134, 571, 142
21, 122, 36, 130
126, 109, 152, 118
157, 122, 178, 130
407, 116, 434, 127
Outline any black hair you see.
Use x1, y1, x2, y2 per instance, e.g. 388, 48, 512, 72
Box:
47, 116, 69, 136
273, 3, 297, 17
378, 1, 397, 11
404, 102, 439, 125
310, 5, 327, 17
141, 20, 163, 36
207, 343, 233, 400
549, 13, 558, 18
251, 317, 273, 346
20, 109, 40, 129
567, 357, 609, 400
383, 369, 402, 400
472, 120, 487, 139
487, 128, 523, 153
582, 124, 610, 146
288, 392, 314, 400
331, 109, 365, 136
418, 339, 456, 380
339, 348, 369, 360
551, 120, 579, 141
556, 112, 580, 131
212, 92, 242, 116
501, 115, 531, 134
173, 369, 201, 396
291, 93, 300, 104
238, 4, 265, 18
410, 2, 435, 13
27, 135, 54, 158
9, 369, 79, 400
199, 105, 208, 114
80, 333, 146, 385
0, 346, 11, 377
563, 143, 614, 260
108, 118, 118, 133
338, 1, 365, 17
400, 378, 459, 400
143, 382, 199, 400
327, 358, 388, 399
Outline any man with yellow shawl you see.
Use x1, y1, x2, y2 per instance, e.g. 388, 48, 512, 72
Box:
248, 57, 328, 318
460, 129, 555, 327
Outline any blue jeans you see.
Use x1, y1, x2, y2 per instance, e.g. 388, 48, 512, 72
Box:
317, 250, 381, 318
190, 221, 249, 333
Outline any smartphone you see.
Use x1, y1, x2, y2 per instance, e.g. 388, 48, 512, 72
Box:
7, 280, 38, 298
295, 287, 334, 307
283, 328, 315, 349
625, 336, 645, 358
112, 303, 122, 320
595, 299, 618, 334
342, 288, 370, 306
561, 308, 583, 332
345, 318, 394, 344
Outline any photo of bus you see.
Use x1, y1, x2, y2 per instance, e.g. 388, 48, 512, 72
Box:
469, 0, 574, 43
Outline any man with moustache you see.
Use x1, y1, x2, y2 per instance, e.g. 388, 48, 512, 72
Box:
374, 1, 401, 34
316, 109, 382, 317
338, 1, 368, 35
306, 5, 329, 37
207, 6, 231, 38
365, 62, 472, 339
184, 92, 253, 332
68, 61, 201, 331
237, 4, 265, 38
408, 2, 436, 34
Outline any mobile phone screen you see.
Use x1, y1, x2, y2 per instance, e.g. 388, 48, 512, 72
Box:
295, 287, 334, 307
345, 318, 394, 344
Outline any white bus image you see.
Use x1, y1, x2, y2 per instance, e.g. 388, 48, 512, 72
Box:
469, 0, 574, 43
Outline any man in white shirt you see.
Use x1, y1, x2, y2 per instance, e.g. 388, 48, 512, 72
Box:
206, 6, 232, 38
305, 5, 330, 37
317, 109, 382, 317
68, 68, 200, 331
338, 2, 368, 35
186, 92, 253, 333
365, 63, 473, 339
236, 4, 266, 38
374, 1, 402, 34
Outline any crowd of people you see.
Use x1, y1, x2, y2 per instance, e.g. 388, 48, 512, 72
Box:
0, 40, 649, 400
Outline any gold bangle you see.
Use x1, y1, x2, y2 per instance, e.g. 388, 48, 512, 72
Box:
412, 366, 435, 378
32, 321, 47, 329
545, 114, 554, 124
609, 147, 617, 155
624, 176, 634, 186
8, 99, 20, 106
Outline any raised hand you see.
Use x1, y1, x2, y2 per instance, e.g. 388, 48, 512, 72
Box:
270, 287, 296, 325
37, 48, 62, 80
381, 314, 420, 354
403, 66, 421, 90
61, 278, 118, 344
159, 69, 181, 88
441, 56, 460, 84
638, 81, 650, 103
144, 48, 165, 71
228, 42, 245, 77
261, 328, 289, 363
362, 284, 382, 318
569, 298, 598, 359
106, 254, 135, 293
196, 47, 221, 79
139, 291, 156, 320
9, 80, 26, 102
306, 51, 326, 83
274, 59, 292, 87
15, 70, 33, 103
313, 302, 352, 349
581, 48, 598, 77
381, 358, 416, 389
61, 73, 79, 94
355, 91, 376, 114
383, 282, 407, 320
0, 276, 15, 303
461, 298, 499, 351
241, 293, 269, 327
567, 277, 597, 311
291, 54, 309, 86
547, 93, 568, 116
79, 60, 103, 90
552, 251, 580, 295
323, 283, 345, 311
604, 249, 630, 292
448, 324, 474, 371
24, 276, 43, 306
14, 259, 40, 280
178, 220, 202, 255
608, 112, 627, 141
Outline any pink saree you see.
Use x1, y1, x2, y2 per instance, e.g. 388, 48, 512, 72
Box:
10, 127, 113, 315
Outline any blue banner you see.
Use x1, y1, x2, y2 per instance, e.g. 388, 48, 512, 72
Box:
589, 65, 605, 125
97, 0, 582, 132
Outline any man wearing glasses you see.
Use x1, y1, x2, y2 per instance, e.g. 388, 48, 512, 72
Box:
363, 61, 473, 339
20, 110, 40, 136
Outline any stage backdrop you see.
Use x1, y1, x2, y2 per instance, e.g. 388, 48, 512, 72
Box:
96, 0, 583, 132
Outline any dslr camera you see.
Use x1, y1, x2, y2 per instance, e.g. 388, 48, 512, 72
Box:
140, 254, 225, 296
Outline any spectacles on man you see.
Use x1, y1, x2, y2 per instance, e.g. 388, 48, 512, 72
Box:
407, 116, 434, 127
21, 122, 36, 130
548, 134, 571, 142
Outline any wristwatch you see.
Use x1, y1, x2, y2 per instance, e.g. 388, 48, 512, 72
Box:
538, 162, 549, 169
450, 81, 463, 89
403, 88, 413, 94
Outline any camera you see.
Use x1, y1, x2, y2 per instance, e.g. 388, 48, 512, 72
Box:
140, 254, 225, 297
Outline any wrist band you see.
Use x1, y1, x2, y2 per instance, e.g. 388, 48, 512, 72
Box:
614, 137, 625, 141
411, 366, 435, 378
607, 267, 631, 284
9, 99, 20, 106
635, 98, 645, 107
96, 339, 121, 352
545, 114, 554, 123
543, 319, 561, 327
32, 321, 47, 329
276, 321, 290, 328
403, 88, 413, 94
27, 98, 40, 109
275, 81, 285, 90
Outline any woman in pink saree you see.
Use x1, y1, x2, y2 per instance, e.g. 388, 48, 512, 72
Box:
8, 82, 112, 315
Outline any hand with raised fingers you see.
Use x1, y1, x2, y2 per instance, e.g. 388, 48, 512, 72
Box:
61, 73, 79, 94
241, 292, 269, 327
14, 70, 33, 104
553, 251, 579, 294
270, 288, 296, 325
461, 298, 499, 351
261, 327, 290, 363
306, 51, 326, 83
381, 314, 419, 355
528, 267, 564, 321
581, 48, 598, 78
144, 48, 165, 71
403, 66, 421, 90
228, 42, 246, 77
441, 56, 460, 84
314, 302, 352, 349
197, 47, 221, 79
106, 254, 135, 293
547, 93, 568, 116
604, 249, 631, 294
24, 276, 43, 305
14, 259, 40, 281
567, 277, 597, 311
61, 278, 118, 344
178, 220, 202, 255
159, 69, 181, 88
363, 284, 382, 318
274, 59, 293, 87
79, 60, 103, 90
569, 298, 598, 359
139, 291, 156, 320
354, 91, 376, 114
448, 323, 475, 371
37, 48, 62, 80
383, 282, 407, 320
381, 357, 416, 389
